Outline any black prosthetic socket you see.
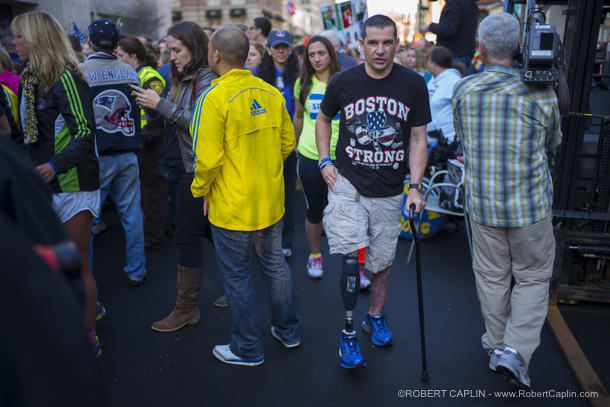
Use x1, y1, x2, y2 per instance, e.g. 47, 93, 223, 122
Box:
341, 253, 360, 332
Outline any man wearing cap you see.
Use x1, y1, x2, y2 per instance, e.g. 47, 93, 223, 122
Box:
191, 26, 301, 366
81, 19, 148, 286
248, 17, 271, 45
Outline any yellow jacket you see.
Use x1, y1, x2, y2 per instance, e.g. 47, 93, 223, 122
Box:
3, 85, 20, 130
190, 69, 295, 231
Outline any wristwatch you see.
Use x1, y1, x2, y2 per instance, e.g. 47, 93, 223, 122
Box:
409, 183, 424, 193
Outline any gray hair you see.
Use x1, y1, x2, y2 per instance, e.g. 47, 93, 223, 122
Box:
478, 12, 520, 61
320, 30, 340, 49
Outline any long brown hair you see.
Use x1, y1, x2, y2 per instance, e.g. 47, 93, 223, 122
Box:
118, 36, 157, 70
11, 11, 84, 92
166, 21, 209, 101
298, 36, 340, 107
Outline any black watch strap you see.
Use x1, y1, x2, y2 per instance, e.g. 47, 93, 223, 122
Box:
409, 183, 424, 193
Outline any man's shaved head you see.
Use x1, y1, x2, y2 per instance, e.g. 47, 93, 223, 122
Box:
210, 26, 249, 67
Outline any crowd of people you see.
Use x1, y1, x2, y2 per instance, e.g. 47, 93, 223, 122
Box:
4, 2, 561, 393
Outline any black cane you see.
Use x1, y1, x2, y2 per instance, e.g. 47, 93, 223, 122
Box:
409, 203, 429, 382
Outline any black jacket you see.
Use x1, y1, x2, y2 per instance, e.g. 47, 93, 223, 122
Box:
429, 0, 479, 58
18, 69, 100, 193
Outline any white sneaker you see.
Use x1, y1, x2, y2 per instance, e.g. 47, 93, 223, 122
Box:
359, 266, 371, 290
496, 348, 531, 387
489, 349, 502, 372
306, 255, 324, 279
282, 248, 292, 258
213, 344, 264, 367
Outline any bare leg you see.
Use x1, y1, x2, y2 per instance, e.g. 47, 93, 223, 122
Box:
369, 265, 391, 315
63, 210, 97, 332
304, 219, 322, 254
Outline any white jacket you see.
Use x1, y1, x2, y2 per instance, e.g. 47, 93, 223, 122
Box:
427, 68, 462, 143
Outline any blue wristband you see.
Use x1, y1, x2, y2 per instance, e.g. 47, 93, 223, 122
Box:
318, 160, 334, 172
46, 161, 59, 175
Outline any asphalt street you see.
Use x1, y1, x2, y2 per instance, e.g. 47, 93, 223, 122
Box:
91, 197, 609, 407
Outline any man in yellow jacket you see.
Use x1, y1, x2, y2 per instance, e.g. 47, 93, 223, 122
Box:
191, 26, 302, 367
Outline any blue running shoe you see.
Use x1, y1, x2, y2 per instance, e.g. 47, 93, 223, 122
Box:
91, 334, 102, 357
96, 302, 106, 321
361, 313, 394, 346
339, 330, 367, 369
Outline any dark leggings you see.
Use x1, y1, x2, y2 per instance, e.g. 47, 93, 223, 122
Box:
282, 151, 297, 250
296, 155, 328, 224
175, 171, 208, 268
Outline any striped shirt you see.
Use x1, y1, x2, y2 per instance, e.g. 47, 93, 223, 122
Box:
452, 64, 562, 227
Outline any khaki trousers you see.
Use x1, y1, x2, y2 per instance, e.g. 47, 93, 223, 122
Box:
470, 213, 554, 369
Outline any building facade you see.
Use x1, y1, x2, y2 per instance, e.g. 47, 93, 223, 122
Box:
171, 0, 288, 32
171, 0, 325, 41
0, 0, 172, 43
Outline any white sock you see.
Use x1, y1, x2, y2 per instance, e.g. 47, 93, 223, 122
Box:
504, 346, 518, 354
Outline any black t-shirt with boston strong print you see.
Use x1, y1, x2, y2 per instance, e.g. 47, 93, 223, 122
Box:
320, 63, 431, 197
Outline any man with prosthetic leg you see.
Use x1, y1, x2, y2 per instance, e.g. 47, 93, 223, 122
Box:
316, 15, 430, 369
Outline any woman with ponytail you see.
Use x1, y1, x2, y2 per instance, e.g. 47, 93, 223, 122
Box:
117, 36, 169, 250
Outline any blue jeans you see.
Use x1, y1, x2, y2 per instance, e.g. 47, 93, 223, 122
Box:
212, 220, 302, 358
89, 153, 146, 280
453, 55, 473, 77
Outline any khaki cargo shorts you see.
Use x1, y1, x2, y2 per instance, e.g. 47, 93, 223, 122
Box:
322, 174, 403, 273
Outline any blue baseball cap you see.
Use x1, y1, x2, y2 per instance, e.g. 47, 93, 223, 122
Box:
267, 30, 292, 48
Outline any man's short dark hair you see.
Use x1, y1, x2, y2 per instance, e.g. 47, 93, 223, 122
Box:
253, 17, 272, 37
212, 26, 250, 67
362, 14, 397, 40
428, 46, 453, 69
91, 42, 114, 53
67, 35, 82, 53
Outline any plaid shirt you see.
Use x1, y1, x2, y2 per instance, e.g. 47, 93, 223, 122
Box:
452, 64, 562, 227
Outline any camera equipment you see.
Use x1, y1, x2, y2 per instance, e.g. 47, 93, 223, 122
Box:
519, 0, 565, 86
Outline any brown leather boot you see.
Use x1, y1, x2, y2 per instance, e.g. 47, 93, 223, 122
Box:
151, 265, 203, 332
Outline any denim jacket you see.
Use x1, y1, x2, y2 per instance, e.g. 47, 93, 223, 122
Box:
155, 67, 218, 172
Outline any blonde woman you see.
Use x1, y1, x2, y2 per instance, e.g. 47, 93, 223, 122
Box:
406, 46, 432, 83
11, 11, 101, 355
245, 41, 265, 71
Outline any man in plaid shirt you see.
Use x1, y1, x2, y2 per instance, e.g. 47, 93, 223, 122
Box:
453, 12, 562, 388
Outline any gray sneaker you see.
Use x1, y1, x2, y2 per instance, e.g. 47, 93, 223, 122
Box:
489, 349, 502, 372
496, 349, 531, 387
271, 326, 301, 349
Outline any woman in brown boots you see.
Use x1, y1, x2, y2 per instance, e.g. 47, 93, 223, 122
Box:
132, 21, 217, 332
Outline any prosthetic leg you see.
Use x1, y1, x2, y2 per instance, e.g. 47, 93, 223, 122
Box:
341, 252, 360, 332
339, 251, 366, 368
